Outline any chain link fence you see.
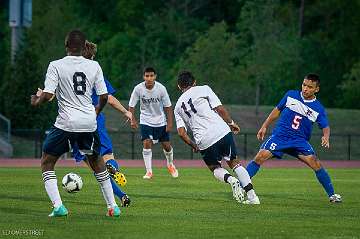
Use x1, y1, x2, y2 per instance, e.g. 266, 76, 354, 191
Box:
8, 129, 360, 160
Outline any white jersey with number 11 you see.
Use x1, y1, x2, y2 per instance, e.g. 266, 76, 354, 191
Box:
174, 85, 230, 150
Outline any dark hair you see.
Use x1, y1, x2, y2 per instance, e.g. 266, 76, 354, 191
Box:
305, 73, 320, 85
143, 67, 156, 75
65, 30, 86, 54
177, 71, 195, 89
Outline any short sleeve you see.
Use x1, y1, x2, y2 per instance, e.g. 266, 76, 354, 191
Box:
276, 91, 291, 111
43, 63, 58, 94
104, 78, 116, 95
162, 86, 172, 107
94, 64, 107, 95
174, 107, 186, 129
129, 85, 140, 107
205, 85, 222, 109
316, 108, 329, 129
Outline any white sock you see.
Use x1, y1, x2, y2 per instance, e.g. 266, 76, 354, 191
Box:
143, 148, 152, 173
42, 171, 62, 208
95, 170, 117, 209
213, 167, 236, 183
163, 148, 174, 167
233, 164, 252, 187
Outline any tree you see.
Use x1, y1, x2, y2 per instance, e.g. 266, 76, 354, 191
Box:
339, 62, 360, 109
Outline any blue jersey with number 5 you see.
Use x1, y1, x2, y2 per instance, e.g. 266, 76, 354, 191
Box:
273, 90, 328, 141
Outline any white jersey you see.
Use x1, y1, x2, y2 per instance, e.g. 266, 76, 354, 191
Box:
43, 56, 107, 132
129, 81, 171, 127
174, 85, 230, 150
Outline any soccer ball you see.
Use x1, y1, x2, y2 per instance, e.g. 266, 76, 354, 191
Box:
62, 173, 83, 193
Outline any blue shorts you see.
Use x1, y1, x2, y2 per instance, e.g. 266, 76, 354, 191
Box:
140, 124, 170, 142
43, 126, 100, 157
73, 114, 113, 162
260, 135, 315, 159
200, 132, 238, 167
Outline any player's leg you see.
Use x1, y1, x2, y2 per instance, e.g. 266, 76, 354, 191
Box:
246, 149, 273, 178
227, 159, 260, 204
80, 132, 120, 216
297, 154, 342, 203
161, 141, 178, 178
140, 124, 154, 179
41, 127, 69, 217
221, 132, 259, 204
142, 139, 153, 179
103, 155, 130, 207
201, 137, 244, 203
158, 126, 178, 177
246, 136, 279, 178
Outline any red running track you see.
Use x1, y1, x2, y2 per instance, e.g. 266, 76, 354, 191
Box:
0, 158, 360, 168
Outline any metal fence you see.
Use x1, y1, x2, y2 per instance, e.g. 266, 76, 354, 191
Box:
9, 129, 360, 160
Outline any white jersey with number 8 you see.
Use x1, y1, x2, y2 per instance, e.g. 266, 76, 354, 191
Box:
174, 85, 230, 150
43, 56, 107, 132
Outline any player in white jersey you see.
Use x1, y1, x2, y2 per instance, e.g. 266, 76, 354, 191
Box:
30, 30, 120, 217
129, 67, 178, 179
174, 71, 260, 204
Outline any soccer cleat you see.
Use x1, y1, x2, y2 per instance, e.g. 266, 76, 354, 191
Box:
48, 204, 68, 217
143, 171, 153, 179
230, 179, 245, 203
106, 205, 121, 217
106, 163, 127, 186
121, 195, 131, 207
242, 196, 261, 205
329, 194, 342, 203
167, 164, 179, 178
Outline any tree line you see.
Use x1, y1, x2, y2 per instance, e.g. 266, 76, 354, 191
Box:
0, 0, 359, 129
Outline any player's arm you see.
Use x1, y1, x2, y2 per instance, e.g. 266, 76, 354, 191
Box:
321, 126, 330, 148
164, 106, 173, 132
177, 127, 199, 152
257, 107, 281, 141
214, 105, 240, 134
128, 107, 138, 129
30, 91, 54, 107
95, 93, 108, 115
107, 95, 132, 122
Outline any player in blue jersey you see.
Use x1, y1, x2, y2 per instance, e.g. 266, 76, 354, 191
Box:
246, 73, 342, 203
73, 40, 132, 207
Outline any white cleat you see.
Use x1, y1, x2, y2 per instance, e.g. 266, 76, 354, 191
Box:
242, 195, 260, 205
329, 194, 342, 203
143, 172, 153, 179
230, 179, 245, 203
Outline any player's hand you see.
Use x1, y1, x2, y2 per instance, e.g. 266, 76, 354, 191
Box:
321, 136, 330, 148
30, 95, 39, 106
124, 111, 133, 122
130, 120, 138, 129
36, 88, 43, 97
230, 123, 240, 134
257, 127, 267, 141
166, 124, 172, 132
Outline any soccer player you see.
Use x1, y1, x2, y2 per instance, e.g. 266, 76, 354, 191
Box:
174, 71, 260, 204
31, 30, 120, 217
73, 40, 132, 207
246, 73, 342, 203
129, 67, 178, 179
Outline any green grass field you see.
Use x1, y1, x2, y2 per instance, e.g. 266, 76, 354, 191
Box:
0, 167, 359, 239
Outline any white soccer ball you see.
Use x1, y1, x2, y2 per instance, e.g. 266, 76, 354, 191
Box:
62, 173, 83, 193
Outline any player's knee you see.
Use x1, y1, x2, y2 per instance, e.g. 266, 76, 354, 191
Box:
309, 157, 322, 170
254, 150, 271, 164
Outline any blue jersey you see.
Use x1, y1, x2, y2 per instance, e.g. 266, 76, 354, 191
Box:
72, 77, 116, 161
272, 90, 328, 141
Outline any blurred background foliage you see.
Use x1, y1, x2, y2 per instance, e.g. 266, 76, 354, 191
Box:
1, 0, 360, 129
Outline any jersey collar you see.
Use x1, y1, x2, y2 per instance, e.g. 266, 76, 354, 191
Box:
300, 92, 316, 103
